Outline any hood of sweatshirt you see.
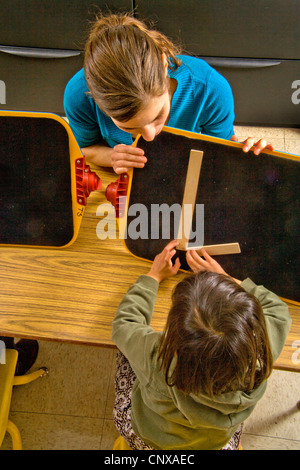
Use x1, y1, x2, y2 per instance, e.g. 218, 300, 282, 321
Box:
132, 333, 268, 434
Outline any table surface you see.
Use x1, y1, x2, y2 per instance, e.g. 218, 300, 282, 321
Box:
0, 167, 299, 372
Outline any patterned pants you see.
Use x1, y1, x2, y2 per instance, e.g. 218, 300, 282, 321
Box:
113, 351, 243, 450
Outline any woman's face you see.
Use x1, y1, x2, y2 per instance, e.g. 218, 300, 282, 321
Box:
111, 91, 170, 141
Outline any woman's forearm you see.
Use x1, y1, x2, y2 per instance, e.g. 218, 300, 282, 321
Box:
81, 144, 114, 167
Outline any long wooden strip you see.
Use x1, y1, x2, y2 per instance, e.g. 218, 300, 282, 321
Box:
176, 149, 203, 250
187, 242, 241, 256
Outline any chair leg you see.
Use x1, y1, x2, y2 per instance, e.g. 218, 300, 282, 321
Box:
113, 435, 132, 450
1, 367, 48, 450
6, 420, 22, 450
13, 367, 48, 386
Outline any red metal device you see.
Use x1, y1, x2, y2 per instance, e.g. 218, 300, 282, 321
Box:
105, 173, 129, 217
75, 157, 102, 205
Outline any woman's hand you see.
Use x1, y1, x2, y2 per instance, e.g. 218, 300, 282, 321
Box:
146, 240, 181, 283
186, 248, 242, 284
111, 144, 147, 174
231, 134, 274, 155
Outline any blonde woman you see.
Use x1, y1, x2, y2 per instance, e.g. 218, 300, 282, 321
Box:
64, 13, 273, 174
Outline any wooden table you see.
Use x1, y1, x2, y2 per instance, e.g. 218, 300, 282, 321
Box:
0, 167, 299, 372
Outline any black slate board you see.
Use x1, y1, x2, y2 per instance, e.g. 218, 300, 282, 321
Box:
0, 115, 73, 247
124, 129, 300, 302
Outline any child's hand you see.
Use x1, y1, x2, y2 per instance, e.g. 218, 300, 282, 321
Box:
146, 240, 181, 283
186, 249, 242, 284
186, 248, 227, 275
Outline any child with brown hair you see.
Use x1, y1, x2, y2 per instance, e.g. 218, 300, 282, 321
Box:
112, 240, 291, 450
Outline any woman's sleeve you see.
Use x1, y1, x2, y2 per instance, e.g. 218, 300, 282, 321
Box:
201, 69, 235, 140
64, 73, 103, 148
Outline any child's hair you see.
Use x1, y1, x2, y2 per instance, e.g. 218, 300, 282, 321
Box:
84, 13, 181, 121
158, 271, 273, 397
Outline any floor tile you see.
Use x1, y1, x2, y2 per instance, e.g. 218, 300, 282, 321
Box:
10, 341, 114, 419
1, 412, 103, 450
284, 128, 300, 139
234, 126, 286, 139
241, 433, 300, 450
285, 139, 300, 155
105, 350, 117, 419
243, 370, 300, 441
100, 419, 119, 450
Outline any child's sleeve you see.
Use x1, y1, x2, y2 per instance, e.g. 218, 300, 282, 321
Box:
112, 275, 160, 367
241, 278, 292, 362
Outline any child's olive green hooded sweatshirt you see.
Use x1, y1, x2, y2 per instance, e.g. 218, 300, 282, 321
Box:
112, 275, 291, 450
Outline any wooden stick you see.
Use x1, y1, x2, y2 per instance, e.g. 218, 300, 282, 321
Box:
187, 242, 241, 256
176, 149, 241, 256
176, 149, 203, 250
